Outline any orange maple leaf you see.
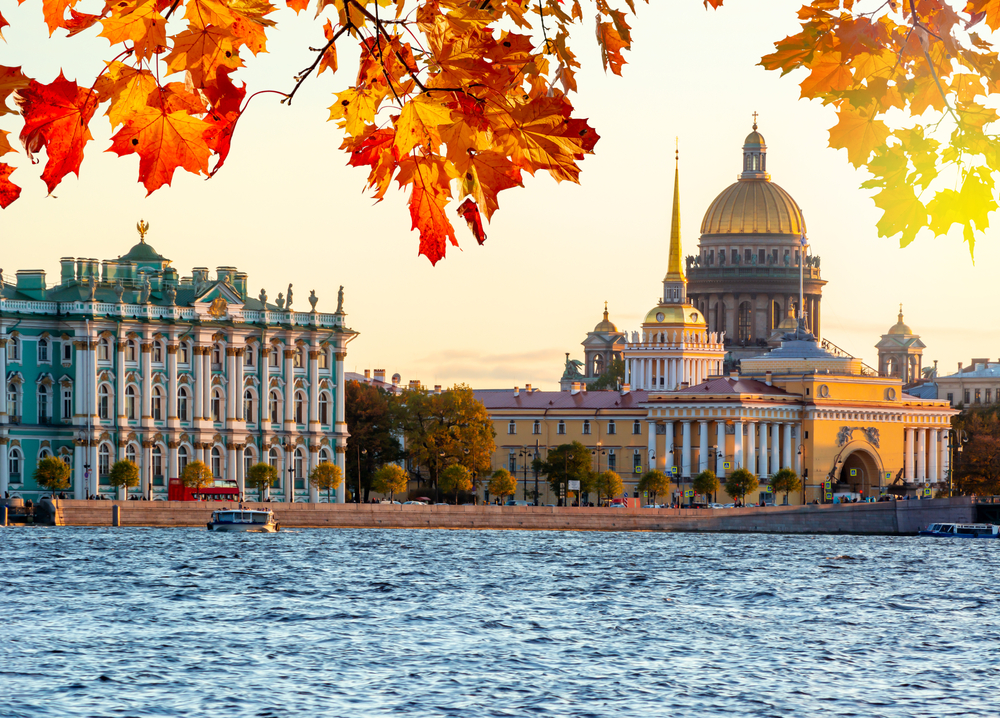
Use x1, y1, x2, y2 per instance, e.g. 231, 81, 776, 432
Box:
108, 106, 218, 193
98, 0, 167, 60
394, 93, 454, 156
0, 65, 30, 117
94, 61, 158, 128
595, 18, 629, 76
165, 26, 243, 88
397, 155, 458, 264
828, 103, 890, 167
16, 73, 98, 193
318, 19, 339, 75
456, 198, 486, 244
0, 128, 13, 156
64, 7, 102, 36
345, 126, 397, 200
41, 0, 80, 35
458, 150, 522, 220
0, 163, 21, 208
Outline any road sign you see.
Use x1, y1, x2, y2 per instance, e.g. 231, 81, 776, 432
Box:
671, 466, 678, 475
824, 481, 832, 490
824, 491, 833, 500
634, 464, 642, 474
885, 471, 892, 480
849, 468, 857, 477
643, 491, 648, 497
622, 492, 628, 498
568, 480, 580, 491
723, 461, 732, 470
923, 487, 932, 497
684, 489, 694, 498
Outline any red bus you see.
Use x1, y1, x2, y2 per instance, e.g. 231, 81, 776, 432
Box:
168, 478, 240, 501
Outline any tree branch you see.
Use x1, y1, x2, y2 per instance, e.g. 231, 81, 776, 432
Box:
283, 23, 353, 106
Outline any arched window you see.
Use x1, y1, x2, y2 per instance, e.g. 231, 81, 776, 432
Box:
9, 447, 22, 480
99, 445, 111, 478
737, 301, 753, 343
61, 453, 71, 468
211, 447, 222, 477
151, 446, 163, 484
270, 391, 281, 424
62, 341, 71, 362
125, 385, 137, 420
319, 448, 331, 463
269, 347, 280, 367
8, 335, 21, 361
152, 341, 164, 364
98, 337, 111, 361
177, 445, 189, 474
178, 386, 189, 422
593, 354, 604, 375
583, 420, 591, 435
268, 447, 279, 470
557, 420, 566, 435
244, 389, 256, 423
62, 386, 72, 420
243, 446, 255, 477
179, 342, 190, 365
295, 391, 306, 424
7, 382, 20, 420
152, 386, 163, 420
318, 392, 330, 424
212, 389, 223, 422
508, 420, 516, 435
294, 448, 304, 488
608, 420, 616, 435
126, 444, 137, 466
37, 384, 49, 422
318, 349, 329, 369
37, 337, 49, 363
244, 347, 254, 367
212, 344, 222, 366
294, 347, 304, 368
38, 449, 52, 460
533, 420, 540, 435
126, 340, 138, 363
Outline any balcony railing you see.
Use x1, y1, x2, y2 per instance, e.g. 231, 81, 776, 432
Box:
686, 266, 823, 281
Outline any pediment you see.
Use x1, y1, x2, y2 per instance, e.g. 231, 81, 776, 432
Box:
191, 282, 245, 320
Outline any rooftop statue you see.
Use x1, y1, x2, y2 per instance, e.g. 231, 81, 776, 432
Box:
114, 279, 124, 303
337, 285, 344, 313
561, 352, 584, 380
259, 288, 267, 306
308, 290, 318, 312
276, 292, 285, 310
165, 283, 176, 306
286, 284, 293, 310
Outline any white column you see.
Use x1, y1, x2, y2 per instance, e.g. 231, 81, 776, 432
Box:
681, 420, 692, 479
167, 344, 178, 427
759, 421, 769, 478
904, 427, 914, 481
308, 345, 320, 431
333, 347, 348, 504
0, 441, 9, 497
140, 441, 150, 498
169, 442, 178, 488
141, 341, 152, 423
929, 428, 939, 484
771, 423, 781, 474
699, 420, 709, 473
715, 421, 725, 476
226, 348, 238, 421
203, 349, 212, 425
193, 347, 204, 421
284, 348, 295, 429
227, 443, 237, 485
940, 432, 949, 484
234, 349, 245, 424
783, 423, 793, 469
664, 421, 674, 474
734, 421, 744, 468
746, 422, 756, 475
283, 446, 294, 503
236, 444, 245, 496
647, 420, 657, 471
795, 425, 802, 477
308, 446, 319, 503
0, 339, 7, 419
116, 339, 126, 420
917, 428, 927, 481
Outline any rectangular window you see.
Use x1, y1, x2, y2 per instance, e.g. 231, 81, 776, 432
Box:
707, 250, 714, 265
608, 452, 616, 472
608, 421, 616, 435
758, 249, 765, 264
633, 420, 641, 435
947, 392, 954, 404
771, 249, 778, 264
975, 389, 982, 403
63, 343, 71, 361
583, 420, 591, 435
508, 421, 516, 435
965, 390, 971, 404
744, 249, 752, 263
533, 421, 540, 435
557, 422, 566, 435
508, 454, 516, 472
62, 390, 72, 420
731, 249, 738, 264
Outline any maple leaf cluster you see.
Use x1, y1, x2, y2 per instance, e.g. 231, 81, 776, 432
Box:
0, 0, 639, 263
753, 0, 1000, 254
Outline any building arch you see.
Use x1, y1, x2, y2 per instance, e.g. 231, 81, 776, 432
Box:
834, 444, 884, 498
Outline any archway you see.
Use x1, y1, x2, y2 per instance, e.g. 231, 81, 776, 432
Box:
836, 446, 883, 498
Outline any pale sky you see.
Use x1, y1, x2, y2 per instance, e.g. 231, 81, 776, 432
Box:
0, 0, 995, 388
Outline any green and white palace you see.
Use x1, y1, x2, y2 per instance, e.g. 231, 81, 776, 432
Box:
0, 223, 356, 502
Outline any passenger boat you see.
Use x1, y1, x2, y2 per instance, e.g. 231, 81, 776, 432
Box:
918, 523, 999, 538
207, 508, 279, 533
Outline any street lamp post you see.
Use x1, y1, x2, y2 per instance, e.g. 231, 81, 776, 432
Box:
519, 448, 530, 501
287, 465, 295, 504
797, 445, 806, 504
356, 446, 367, 503
532, 442, 539, 506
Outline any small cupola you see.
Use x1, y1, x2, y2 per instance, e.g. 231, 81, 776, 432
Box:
740, 112, 769, 180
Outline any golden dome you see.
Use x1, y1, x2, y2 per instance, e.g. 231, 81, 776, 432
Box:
700, 179, 805, 235
593, 304, 618, 333
888, 306, 912, 335
743, 130, 765, 148
643, 304, 706, 327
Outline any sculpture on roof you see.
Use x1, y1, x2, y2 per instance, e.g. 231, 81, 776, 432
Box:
87, 277, 97, 300
258, 288, 267, 306
139, 276, 151, 304
308, 290, 318, 312
561, 352, 584, 380
114, 279, 125, 303
165, 282, 176, 306
337, 285, 344, 313
286, 284, 293, 310
276, 292, 285, 310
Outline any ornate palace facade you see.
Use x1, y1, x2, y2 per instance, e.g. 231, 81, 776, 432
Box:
1, 226, 355, 502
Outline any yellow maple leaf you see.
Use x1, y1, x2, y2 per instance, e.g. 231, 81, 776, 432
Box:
165, 26, 243, 88
828, 103, 890, 167
798, 52, 853, 99
94, 61, 157, 129
872, 183, 927, 247
328, 86, 384, 136
393, 93, 454, 156
98, 0, 167, 61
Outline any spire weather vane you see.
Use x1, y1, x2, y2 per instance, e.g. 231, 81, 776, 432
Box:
136, 219, 150, 243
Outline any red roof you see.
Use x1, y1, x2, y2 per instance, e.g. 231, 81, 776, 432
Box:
667, 377, 793, 397
473, 389, 649, 411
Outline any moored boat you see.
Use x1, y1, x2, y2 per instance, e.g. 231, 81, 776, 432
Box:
207, 508, 279, 532
918, 522, 999, 538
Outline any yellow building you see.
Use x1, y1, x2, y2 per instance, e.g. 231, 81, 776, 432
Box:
474, 385, 650, 504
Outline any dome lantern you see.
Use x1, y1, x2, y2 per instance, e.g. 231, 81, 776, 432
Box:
741, 112, 769, 180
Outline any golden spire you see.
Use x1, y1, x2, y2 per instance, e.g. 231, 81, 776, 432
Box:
665, 138, 684, 281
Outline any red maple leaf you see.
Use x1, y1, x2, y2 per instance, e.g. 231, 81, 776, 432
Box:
457, 198, 486, 244
0, 163, 21, 208
16, 72, 97, 193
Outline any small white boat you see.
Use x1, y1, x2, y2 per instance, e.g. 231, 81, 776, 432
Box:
918, 522, 999, 538
207, 508, 279, 533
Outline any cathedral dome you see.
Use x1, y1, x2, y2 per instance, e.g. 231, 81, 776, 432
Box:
643, 304, 706, 327
887, 307, 912, 335
593, 305, 618, 333
118, 241, 165, 263
700, 179, 805, 235
743, 130, 765, 148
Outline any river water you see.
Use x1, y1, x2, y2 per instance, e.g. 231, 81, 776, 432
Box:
0, 528, 995, 717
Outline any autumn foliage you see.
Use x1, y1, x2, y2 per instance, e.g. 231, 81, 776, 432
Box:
1, 0, 999, 260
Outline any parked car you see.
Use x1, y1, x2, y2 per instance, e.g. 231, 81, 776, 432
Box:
402, 500, 427, 505
504, 500, 532, 506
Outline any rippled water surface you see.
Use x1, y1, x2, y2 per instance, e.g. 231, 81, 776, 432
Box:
0, 528, 997, 717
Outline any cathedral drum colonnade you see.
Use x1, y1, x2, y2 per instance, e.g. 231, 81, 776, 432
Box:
0, 226, 356, 503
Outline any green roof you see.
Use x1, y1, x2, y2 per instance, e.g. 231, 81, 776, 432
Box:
118, 241, 166, 264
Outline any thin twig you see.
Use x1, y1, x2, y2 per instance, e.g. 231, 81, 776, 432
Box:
284, 23, 353, 105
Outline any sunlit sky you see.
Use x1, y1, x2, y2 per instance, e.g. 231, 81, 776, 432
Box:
0, 0, 995, 388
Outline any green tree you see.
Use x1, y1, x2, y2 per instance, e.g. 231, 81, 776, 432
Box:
33, 456, 71, 493
589, 357, 626, 391
180, 460, 213, 491
725, 468, 759, 506
639, 470, 671, 503
346, 379, 404, 503
534, 442, 594, 505
952, 409, 1000, 495
693, 470, 719, 502
372, 464, 409, 502
245, 462, 278, 501
309, 462, 344, 503
487, 468, 517, 503
769, 468, 801, 505
108, 459, 140, 499
593, 470, 624, 505
439, 464, 473, 504
397, 384, 496, 499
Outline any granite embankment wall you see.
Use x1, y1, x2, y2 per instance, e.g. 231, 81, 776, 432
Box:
46, 497, 975, 534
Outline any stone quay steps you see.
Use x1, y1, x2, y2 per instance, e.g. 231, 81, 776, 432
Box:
46, 497, 976, 535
